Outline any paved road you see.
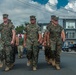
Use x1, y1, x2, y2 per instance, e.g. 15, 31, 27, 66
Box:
0, 51, 76, 75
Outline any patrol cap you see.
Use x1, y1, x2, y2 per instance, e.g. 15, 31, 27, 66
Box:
3, 14, 8, 18
51, 15, 59, 21
51, 15, 56, 19
54, 17, 59, 21
30, 15, 36, 20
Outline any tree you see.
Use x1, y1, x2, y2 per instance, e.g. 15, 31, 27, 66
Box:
15, 25, 25, 34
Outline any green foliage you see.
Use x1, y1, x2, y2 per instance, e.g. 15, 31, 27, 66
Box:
15, 25, 25, 34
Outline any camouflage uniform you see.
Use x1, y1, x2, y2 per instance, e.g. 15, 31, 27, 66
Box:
43, 30, 52, 64
8, 19, 16, 64
44, 18, 55, 64
0, 14, 15, 68
0, 39, 4, 67
24, 16, 41, 68
47, 16, 63, 66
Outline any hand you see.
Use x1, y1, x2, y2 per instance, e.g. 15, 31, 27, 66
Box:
42, 41, 46, 46
63, 39, 65, 42
23, 43, 26, 47
11, 40, 14, 45
47, 43, 50, 46
38, 39, 43, 44
38, 39, 40, 42
16, 43, 18, 46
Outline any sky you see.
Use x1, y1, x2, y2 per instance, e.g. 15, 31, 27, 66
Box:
57, 0, 68, 9
33, 0, 68, 9
33, 0, 48, 5
0, 0, 76, 27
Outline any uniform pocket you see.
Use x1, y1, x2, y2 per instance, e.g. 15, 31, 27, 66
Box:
50, 40, 56, 51
57, 39, 63, 46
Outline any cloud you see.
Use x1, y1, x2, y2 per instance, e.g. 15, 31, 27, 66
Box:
45, 0, 58, 12
0, 0, 57, 26
49, 0, 58, 5
0, 0, 76, 27
49, 0, 76, 18
65, 0, 76, 12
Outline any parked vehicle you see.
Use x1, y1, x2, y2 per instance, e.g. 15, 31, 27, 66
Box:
62, 46, 69, 52
68, 44, 76, 52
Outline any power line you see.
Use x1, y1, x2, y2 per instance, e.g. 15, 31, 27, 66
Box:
17, 0, 76, 14
16, 0, 53, 14
16, 0, 76, 19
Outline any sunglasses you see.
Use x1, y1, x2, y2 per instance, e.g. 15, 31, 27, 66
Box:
31, 19, 36, 20
54, 20, 58, 21
3, 17, 8, 19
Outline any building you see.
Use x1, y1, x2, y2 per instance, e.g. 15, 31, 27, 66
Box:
38, 23, 49, 37
59, 16, 76, 46
38, 16, 76, 46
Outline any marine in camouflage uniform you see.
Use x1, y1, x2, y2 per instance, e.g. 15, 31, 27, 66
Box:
43, 17, 56, 64
46, 15, 65, 70
0, 14, 15, 71
44, 16, 57, 65
24, 15, 42, 71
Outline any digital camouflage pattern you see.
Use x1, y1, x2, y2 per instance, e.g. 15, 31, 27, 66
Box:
3, 14, 8, 18
0, 22, 15, 66
0, 22, 14, 46
47, 23, 63, 64
0, 39, 4, 61
24, 23, 41, 67
8, 19, 16, 63
43, 30, 52, 63
30, 15, 36, 20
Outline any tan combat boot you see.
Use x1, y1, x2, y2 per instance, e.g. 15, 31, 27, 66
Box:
0, 61, 3, 68
56, 64, 60, 70
48, 59, 52, 64
27, 60, 31, 66
33, 67, 37, 71
5, 66, 10, 71
51, 59, 56, 66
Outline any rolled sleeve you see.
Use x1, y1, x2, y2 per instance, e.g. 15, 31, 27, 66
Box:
38, 26, 41, 34
0, 24, 3, 31
46, 25, 50, 32
60, 26, 64, 32
11, 24, 15, 30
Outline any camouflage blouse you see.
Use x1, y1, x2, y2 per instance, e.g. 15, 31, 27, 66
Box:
24, 24, 41, 41
47, 24, 64, 41
0, 22, 15, 45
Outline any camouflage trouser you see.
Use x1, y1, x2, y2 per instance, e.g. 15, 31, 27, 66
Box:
11, 45, 16, 63
26, 41, 39, 67
50, 40, 62, 64
44, 46, 52, 59
18, 45, 23, 57
0, 49, 4, 61
3, 45, 13, 66
0, 42, 4, 62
